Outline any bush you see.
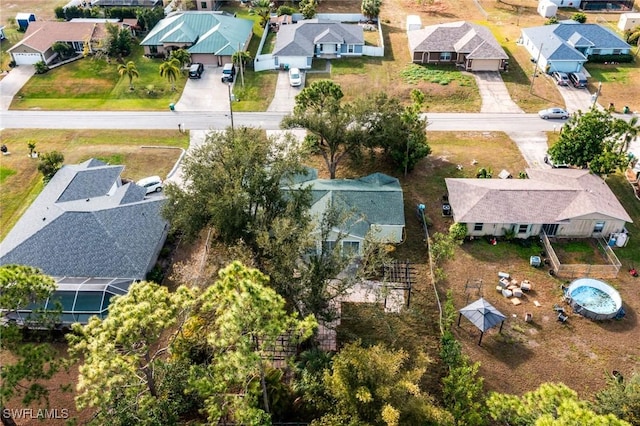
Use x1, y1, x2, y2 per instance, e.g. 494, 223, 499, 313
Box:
277, 5, 296, 15
572, 12, 587, 23
588, 53, 635, 64
34, 61, 49, 74
449, 223, 467, 243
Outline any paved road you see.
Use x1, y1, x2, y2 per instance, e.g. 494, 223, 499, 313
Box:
0, 110, 564, 132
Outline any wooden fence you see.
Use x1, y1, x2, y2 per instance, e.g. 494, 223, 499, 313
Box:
540, 232, 622, 279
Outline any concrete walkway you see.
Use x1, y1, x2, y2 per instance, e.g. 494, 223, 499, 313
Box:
0, 66, 35, 111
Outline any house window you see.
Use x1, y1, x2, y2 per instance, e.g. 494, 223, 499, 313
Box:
518, 224, 529, 234
348, 45, 354, 53
591, 48, 601, 55
322, 241, 336, 253
149, 46, 158, 54
440, 52, 452, 61
201, 1, 207, 8
594, 221, 605, 233
343, 241, 360, 255
474, 223, 483, 231
613, 49, 621, 54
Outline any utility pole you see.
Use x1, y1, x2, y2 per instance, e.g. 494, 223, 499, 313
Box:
592, 81, 602, 108
238, 43, 245, 88
529, 43, 543, 94
227, 82, 234, 132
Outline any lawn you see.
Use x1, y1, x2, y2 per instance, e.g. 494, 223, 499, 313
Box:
0, 129, 188, 240
11, 44, 186, 110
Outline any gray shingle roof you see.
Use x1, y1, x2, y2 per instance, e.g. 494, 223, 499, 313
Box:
273, 19, 364, 57
288, 171, 405, 239
140, 11, 253, 56
521, 23, 630, 61
408, 21, 508, 60
0, 159, 168, 280
445, 168, 632, 224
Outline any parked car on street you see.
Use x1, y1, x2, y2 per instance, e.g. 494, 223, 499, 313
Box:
552, 71, 570, 86
188, 63, 204, 79
137, 176, 163, 194
568, 72, 588, 88
288, 68, 302, 87
538, 107, 569, 119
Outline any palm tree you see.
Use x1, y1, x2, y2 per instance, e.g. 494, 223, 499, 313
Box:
118, 61, 139, 90
159, 58, 181, 91
619, 116, 640, 154
169, 49, 191, 72
250, 0, 272, 27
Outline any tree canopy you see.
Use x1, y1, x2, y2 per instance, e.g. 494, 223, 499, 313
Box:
361, 0, 382, 19
547, 108, 632, 175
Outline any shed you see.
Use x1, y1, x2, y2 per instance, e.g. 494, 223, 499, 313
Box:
16, 13, 36, 31
406, 15, 422, 32
537, 0, 558, 18
618, 13, 640, 31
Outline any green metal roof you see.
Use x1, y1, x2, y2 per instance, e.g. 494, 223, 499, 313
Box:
140, 11, 253, 55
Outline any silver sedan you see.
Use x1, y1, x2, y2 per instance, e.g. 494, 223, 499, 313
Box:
538, 108, 569, 119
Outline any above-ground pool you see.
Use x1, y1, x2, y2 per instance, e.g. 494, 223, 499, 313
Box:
566, 278, 622, 320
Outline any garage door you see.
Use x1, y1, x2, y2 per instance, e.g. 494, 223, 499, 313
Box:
472, 59, 499, 71
12, 52, 42, 65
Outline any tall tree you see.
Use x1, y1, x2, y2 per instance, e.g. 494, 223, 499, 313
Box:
67, 281, 195, 425
117, 60, 139, 90
183, 262, 317, 424
594, 370, 640, 425
487, 382, 630, 426
353, 90, 430, 175
104, 23, 132, 59
282, 80, 362, 179
547, 107, 629, 174
0, 265, 61, 426
299, 0, 317, 19
361, 0, 382, 20
136, 6, 165, 31
316, 341, 454, 426
159, 58, 181, 91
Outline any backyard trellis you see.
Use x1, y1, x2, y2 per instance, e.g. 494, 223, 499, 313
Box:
384, 260, 415, 308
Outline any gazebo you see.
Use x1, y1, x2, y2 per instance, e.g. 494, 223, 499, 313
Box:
458, 297, 506, 345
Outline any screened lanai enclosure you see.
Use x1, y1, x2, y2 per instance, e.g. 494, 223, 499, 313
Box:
2, 277, 133, 328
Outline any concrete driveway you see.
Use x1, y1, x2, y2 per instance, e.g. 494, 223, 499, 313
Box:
0, 65, 35, 111
174, 65, 233, 112
474, 71, 524, 114
558, 84, 594, 114
267, 69, 304, 112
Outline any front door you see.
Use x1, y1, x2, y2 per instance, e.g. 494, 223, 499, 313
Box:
542, 224, 559, 236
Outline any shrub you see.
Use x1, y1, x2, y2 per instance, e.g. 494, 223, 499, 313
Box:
277, 5, 296, 15
34, 61, 49, 74
572, 12, 587, 23
449, 223, 467, 243
588, 54, 634, 64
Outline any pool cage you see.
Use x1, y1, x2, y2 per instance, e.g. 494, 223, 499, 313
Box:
3, 277, 133, 328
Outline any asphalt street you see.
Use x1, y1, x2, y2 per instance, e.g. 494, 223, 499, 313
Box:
0, 110, 563, 132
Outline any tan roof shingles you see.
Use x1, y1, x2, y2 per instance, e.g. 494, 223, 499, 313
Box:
445, 168, 632, 224
9, 21, 111, 53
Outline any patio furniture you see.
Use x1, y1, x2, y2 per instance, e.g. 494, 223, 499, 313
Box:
502, 289, 513, 298
511, 298, 522, 306
498, 271, 510, 279
524, 312, 533, 322
499, 278, 510, 288
513, 288, 523, 298
558, 312, 569, 322
520, 281, 532, 291
530, 256, 541, 267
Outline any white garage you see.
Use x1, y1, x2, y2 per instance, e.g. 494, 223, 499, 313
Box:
11, 52, 43, 65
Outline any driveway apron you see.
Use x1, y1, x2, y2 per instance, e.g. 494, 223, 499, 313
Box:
474, 71, 524, 113
0, 65, 36, 111
267, 69, 303, 112
174, 65, 232, 112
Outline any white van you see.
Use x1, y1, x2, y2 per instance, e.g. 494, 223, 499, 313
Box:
136, 176, 163, 194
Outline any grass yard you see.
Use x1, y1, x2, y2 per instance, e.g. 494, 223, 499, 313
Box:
11, 44, 185, 110
0, 129, 188, 240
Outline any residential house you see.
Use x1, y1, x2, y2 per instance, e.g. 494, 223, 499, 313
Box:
445, 169, 632, 239
286, 169, 405, 255
140, 11, 253, 65
0, 159, 169, 326
407, 21, 509, 72
520, 22, 631, 74
272, 19, 364, 70
91, 0, 162, 7
544, 0, 633, 11
8, 20, 121, 65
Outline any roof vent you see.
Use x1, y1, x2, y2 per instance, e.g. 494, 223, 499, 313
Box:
86, 198, 90, 202
42, 217, 46, 221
